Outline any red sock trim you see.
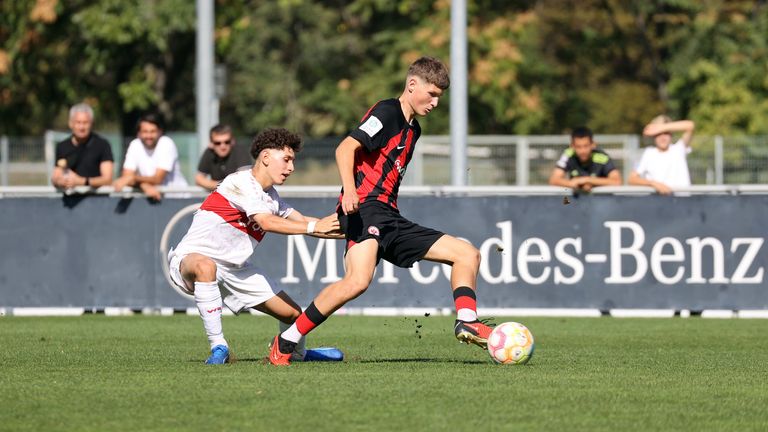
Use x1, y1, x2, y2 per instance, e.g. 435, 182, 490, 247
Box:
295, 313, 317, 335
454, 296, 477, 312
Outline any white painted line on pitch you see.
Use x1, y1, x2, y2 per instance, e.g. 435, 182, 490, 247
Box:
186, 307, 199, 316
139, 307, 175, 316
609, 309, 675, 318
0, 308, 6, 316
737, 310, 768, 319
478, 308, 602, 317
104, 307, 135, 316
701, 310, 735, 319
584, 254, 607, 263
11, 307, 85, 316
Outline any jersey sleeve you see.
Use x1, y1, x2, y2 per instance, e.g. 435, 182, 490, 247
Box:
197, 150, 213, 174
277, 196, 294, 219
54, 141, 68, 165
555, 150, 571, 170
349, 102, 400, 152
672, 139, 692, 155
601, 156, 617, 175
122, 140, 140, 171
220, 174, 279, 217
154, 137, 178, 172
634, 148, 650, 177
99, 138, 114, 162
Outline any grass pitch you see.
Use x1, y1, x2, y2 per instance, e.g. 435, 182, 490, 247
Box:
2, 315, 768, 431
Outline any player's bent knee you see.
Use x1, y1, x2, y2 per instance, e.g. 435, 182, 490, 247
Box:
340, 277, 370, 300
452, 243, 480, 269
465, 246, 481, 268
191, 258, 217, 280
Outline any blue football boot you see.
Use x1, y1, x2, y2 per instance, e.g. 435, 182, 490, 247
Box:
301, 347, 344, 362
205, 344, 230, 364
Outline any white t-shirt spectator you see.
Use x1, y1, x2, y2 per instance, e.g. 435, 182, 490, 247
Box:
123, 136, 188, 187
634, 139, 692, 187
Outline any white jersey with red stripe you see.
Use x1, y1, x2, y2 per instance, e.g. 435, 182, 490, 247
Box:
173, 170, 293, 267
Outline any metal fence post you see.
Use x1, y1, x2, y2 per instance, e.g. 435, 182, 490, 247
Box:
1, 135, 9, 186
516, 137, 529, 186
625, 135, 639, 184
44, 130, 55, 185
714, 135, 724, 185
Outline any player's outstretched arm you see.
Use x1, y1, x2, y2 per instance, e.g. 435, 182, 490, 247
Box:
253, 212, 341, 236
283, 210, 343, 238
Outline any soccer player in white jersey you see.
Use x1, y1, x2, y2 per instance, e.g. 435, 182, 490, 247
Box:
168, 128, 343, 364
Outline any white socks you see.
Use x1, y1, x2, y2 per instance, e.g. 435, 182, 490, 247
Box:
457, 309, 478, 322
280, 321, 304, 344
194, 281, 227, 349
279, 320, 306, 357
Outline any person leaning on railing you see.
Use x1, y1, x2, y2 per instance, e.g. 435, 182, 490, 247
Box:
112, 113, 188, 201
50, 103, 114, 192
628, 115, 696, 195
548, 126, 622, 193
194, 124, 253, 191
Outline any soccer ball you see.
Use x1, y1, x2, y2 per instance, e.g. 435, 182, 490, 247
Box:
487, 321, 534, 365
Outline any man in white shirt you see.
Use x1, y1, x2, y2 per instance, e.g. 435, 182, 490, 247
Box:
168, 128, 344, 364
113, 113, 188, 200
629, 115, 696, 195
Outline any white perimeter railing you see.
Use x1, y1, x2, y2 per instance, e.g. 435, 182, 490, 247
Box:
2, 184, 768, 199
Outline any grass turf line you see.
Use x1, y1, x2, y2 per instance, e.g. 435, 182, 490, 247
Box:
1, 315, 767, 431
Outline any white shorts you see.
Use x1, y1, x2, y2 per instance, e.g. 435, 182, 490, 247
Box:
168, 250, 277, 314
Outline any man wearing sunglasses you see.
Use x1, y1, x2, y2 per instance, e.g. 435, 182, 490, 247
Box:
195, 124, 253, 191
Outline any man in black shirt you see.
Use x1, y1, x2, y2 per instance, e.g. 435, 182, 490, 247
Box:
194, 124, 253, 191
51, 103, 114, 190
548, 126, 621, 193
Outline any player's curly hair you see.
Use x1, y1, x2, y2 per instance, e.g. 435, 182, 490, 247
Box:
250, 128, 303, 159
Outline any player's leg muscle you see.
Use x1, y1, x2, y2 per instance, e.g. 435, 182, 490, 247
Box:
254, 291, 302, 324
423, 235, 480, 288
314, 239, 379, 313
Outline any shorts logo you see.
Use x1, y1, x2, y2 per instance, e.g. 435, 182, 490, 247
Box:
367, 226, 380, 236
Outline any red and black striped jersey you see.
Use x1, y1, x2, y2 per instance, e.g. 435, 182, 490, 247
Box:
341, 98, 420, 210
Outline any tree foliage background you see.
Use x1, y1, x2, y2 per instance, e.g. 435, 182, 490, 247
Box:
2, 0, 767, 137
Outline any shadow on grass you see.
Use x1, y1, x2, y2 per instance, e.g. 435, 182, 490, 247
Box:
187, 357, 487, 365
358, 358, 487, 365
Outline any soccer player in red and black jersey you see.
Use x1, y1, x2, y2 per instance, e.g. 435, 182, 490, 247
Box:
269, 56, 493, 365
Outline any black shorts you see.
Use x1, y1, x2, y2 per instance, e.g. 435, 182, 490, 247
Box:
338, 200, 444, 268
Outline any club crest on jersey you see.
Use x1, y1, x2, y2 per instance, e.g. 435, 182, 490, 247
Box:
367, 226, 380, 236
359, 115, 383, 137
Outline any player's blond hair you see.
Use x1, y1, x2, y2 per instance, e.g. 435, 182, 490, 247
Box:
649, 114, 672, 125
407, 56, 450, 90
